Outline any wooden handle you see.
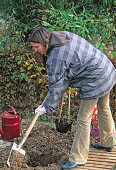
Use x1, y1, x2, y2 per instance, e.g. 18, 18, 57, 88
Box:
68, 88, 70, 122
24, 113, 40, 138
58, 97, 64, 123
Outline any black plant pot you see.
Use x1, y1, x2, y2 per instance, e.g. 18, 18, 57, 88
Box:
55, 119, 73, 133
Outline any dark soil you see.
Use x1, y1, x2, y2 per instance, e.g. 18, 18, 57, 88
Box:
0, 120, 98, 170
0, 80, 115, 170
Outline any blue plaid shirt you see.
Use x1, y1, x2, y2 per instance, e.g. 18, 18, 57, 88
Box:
43, 31, 116, 114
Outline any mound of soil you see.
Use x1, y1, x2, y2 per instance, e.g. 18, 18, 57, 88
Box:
0, 120, 98, 170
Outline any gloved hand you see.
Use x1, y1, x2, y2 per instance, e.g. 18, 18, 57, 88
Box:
35, 105, 46, 115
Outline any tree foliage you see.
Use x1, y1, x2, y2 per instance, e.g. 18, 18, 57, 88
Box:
0, 0, 115, 112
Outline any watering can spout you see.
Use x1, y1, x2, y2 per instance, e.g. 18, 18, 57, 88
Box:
0, 128, 5, 137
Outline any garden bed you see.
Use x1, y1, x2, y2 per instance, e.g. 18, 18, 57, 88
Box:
0, 120, 98, 170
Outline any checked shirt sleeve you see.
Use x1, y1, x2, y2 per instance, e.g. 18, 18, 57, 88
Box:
43, 52, 70, 114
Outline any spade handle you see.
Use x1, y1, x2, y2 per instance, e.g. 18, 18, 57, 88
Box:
67, 88, 70, 122
25, 113, 40, 138
18, 113, 40, 149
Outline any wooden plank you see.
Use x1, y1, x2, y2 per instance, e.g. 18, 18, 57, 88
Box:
89, 151, 116, 157
72, 146, 116, 170
90, 149, 116, 153
73, 165, 111, 170
88, 155, 116, 160
90, 148, 116, 153
83, 163, 113, 168
75, 164, 113, 170
87, 157, 116, 163
87, 160, 115, 165
87, 160, 116, 164
77, 167, 111, 170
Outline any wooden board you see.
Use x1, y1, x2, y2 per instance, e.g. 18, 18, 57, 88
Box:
73, 146, 116, 170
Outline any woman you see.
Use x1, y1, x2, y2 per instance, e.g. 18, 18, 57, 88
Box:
30, 27, 116, 169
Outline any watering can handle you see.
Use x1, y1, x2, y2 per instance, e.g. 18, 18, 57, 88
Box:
3, 105, 17, 115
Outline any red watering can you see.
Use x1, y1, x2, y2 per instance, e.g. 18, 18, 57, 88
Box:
90, 106, 100, 141
0, 105, 23, 141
